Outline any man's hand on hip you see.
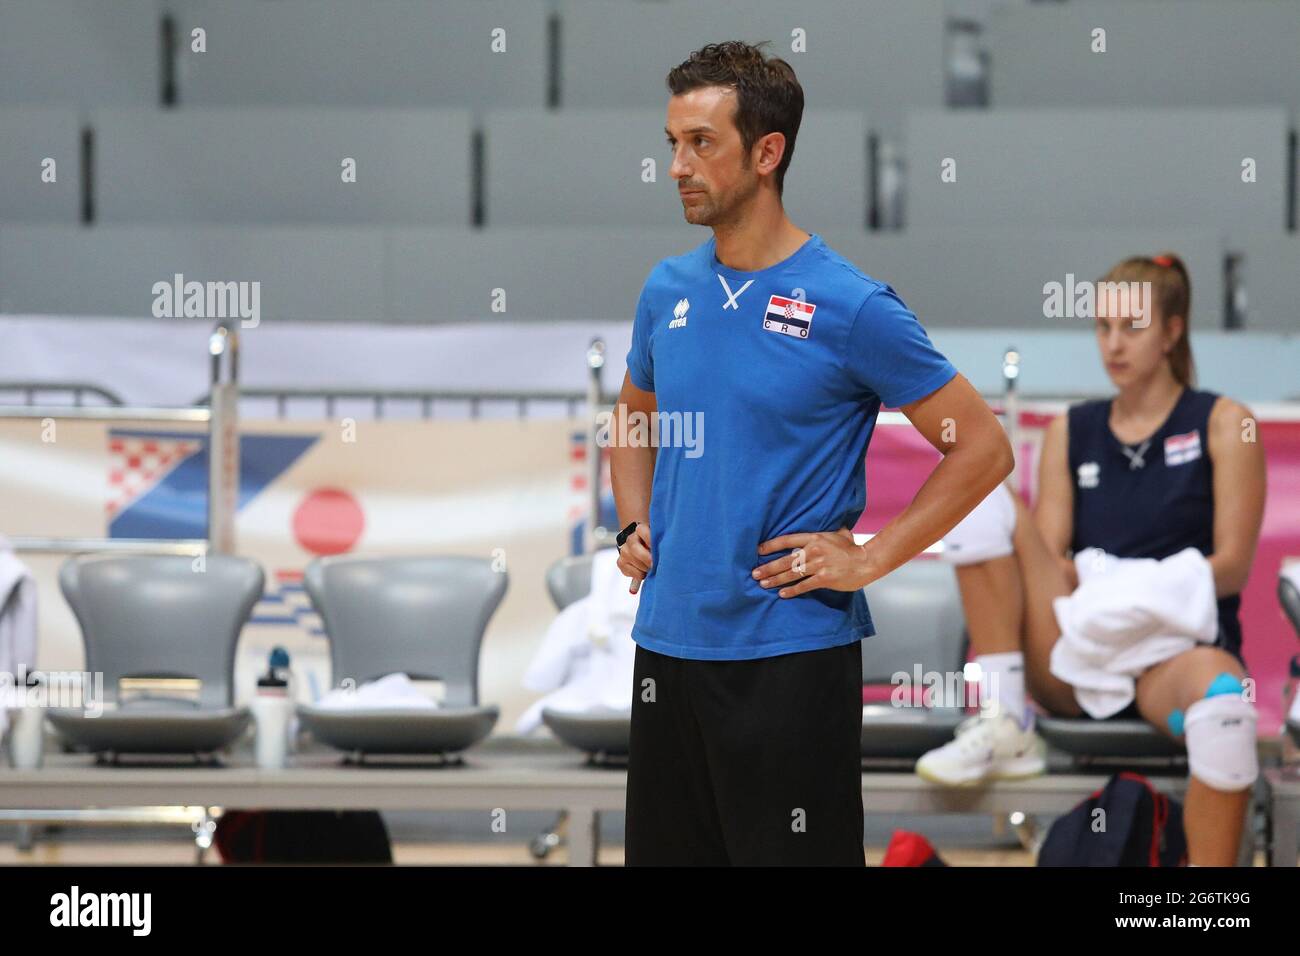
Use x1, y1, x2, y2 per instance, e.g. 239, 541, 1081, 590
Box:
753, 527, 873, 598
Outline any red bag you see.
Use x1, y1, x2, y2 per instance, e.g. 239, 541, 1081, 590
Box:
881, 829, 949, 867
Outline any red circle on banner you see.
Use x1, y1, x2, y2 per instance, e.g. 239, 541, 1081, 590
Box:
292, 488, 365, 555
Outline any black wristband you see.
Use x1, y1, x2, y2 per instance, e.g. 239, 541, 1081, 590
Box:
615, 520, 639, 551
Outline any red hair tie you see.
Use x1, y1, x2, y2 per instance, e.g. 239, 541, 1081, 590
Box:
1152, 255, 1174, 267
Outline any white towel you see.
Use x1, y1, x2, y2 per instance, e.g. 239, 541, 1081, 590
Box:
313, 672, 441, 710
1049, 546, 1218, 718
515, 549, 638, 735
0, 535, 39, 741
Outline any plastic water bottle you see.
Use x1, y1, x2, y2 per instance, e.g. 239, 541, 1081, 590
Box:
252, 648, 294, 769
7, 672, 45, 770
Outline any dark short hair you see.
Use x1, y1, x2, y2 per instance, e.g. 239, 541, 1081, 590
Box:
666, 40, 804, 196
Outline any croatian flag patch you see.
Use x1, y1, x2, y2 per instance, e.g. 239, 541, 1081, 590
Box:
763, 294, 816, 339
1164, 430, 1202, 466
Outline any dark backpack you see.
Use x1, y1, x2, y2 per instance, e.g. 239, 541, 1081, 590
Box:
215, 810, 393, 864
1038, 771, 1187, 867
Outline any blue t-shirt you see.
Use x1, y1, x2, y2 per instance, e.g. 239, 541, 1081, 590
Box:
625, 232, 958, 660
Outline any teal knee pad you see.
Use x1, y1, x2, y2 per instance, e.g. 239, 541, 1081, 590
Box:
1166, 672, 1245, 736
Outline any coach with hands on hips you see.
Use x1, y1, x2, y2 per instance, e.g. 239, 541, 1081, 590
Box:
612, 40, 1011, 865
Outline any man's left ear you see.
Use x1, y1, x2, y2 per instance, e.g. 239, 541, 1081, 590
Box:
758, 131, 786, 176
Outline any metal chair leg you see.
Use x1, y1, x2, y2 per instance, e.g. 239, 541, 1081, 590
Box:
15, 823, 36, 853
192, 809, 217, 864
529, 811, 567, 860
1009, 811, 1043, 856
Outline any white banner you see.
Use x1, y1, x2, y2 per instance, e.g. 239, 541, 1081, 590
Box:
0, 315, 633, 410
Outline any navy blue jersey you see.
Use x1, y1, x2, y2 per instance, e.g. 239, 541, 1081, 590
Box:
1067, 386, 1241, 657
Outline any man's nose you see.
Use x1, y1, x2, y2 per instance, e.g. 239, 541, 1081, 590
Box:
669, 146, 691, 180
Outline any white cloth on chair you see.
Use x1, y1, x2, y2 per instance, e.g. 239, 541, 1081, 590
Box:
313, 672, 441, 710
0, 534, 39, 741
1049, 546, 1218, 718
514, 549, 638, 735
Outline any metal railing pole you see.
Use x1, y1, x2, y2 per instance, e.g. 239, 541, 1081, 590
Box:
206, 321, 240, 555
1002, 346, 1022, 495
585, 339, 606, 554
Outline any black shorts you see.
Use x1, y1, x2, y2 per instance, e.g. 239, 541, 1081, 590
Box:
624, 639, 866, 866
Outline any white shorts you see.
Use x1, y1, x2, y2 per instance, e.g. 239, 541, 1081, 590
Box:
939, 482, 1017, 566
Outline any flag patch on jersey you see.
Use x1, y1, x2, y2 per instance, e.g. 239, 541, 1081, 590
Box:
1164, 429, 1202, 466
763, 294, 816, 339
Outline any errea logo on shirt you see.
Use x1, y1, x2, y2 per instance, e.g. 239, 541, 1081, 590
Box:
669, 298, 689, 329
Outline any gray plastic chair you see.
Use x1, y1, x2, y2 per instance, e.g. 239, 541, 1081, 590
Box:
49, 553, 264, 757
860, 558, 967, 760
298, 555, 505, 758
540, 549, 629, 761
1278, 566, 1300, 746
1034, 715, 1184, 762
545, 551, 599, 612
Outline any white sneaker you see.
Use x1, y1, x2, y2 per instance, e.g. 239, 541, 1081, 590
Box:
915, 712, 1046, 787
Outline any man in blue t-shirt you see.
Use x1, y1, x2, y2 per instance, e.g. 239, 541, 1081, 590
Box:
612, 41, 1012, 866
